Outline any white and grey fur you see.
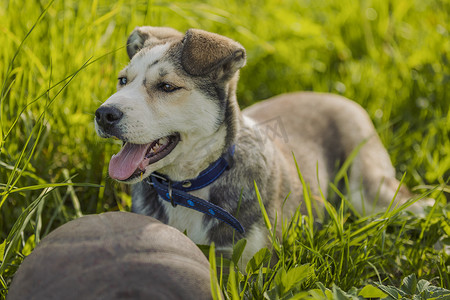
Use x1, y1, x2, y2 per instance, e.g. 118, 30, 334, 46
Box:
95, 26, 432, 262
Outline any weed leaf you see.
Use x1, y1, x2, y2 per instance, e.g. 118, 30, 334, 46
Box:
231, 238, 247, 267
358, 284, 388, 298
416, 279, 431, 294
401, 274, 418, 295
332, 284, 359, 300
226, 263, 240, 300
246, 247, 271, 274
376, 284, 406, 299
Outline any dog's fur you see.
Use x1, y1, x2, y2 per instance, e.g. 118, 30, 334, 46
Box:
95, 26, 430, 261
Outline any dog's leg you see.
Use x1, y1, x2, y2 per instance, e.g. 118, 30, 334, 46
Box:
343, 108, 432, 215
348, 137, 409, 214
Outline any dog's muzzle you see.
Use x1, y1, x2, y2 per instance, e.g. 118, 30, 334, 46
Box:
94, 105, 182, 182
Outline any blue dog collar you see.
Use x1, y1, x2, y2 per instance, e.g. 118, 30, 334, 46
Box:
147, 145, 244, 234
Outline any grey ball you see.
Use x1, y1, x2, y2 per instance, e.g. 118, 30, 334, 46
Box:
8, 212, 213, 300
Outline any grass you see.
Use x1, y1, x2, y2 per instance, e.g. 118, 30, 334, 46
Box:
0, 0, 449, 298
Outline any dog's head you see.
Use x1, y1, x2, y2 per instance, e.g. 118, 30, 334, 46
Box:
95, 26, 246, 183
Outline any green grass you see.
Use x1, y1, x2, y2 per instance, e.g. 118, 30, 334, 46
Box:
0, 0, 449, 298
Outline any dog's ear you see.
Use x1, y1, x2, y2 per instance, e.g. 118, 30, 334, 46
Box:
127, 26, 183, 59
181, 29, 246, 79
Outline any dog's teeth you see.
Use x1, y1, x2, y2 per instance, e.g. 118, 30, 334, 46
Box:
146, 137, 169, 157
159, 137, 169, 145
151, 144, 161, 153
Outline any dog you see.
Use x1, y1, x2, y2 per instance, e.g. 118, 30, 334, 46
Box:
95, 26, 430, 262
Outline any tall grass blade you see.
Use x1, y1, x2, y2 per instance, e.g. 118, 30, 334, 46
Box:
209, 243, 223, 300
0, 186, 53, 275
292, 153, 314, 240
254, 181, 272, 231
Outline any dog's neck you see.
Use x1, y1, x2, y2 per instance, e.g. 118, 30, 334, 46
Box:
156, 77, 242, 182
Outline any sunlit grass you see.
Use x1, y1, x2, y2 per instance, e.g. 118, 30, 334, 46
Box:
1, 0, 449, 298
210, 179, 449, 298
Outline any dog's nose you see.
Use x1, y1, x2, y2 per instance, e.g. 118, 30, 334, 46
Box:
95, 106, 123, 128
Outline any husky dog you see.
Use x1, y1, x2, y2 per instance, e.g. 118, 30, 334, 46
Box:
95, 26, 429, 261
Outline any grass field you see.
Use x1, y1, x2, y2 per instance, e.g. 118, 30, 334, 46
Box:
1, 0, 449, 298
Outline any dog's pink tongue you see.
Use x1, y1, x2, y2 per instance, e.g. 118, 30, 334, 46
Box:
109, 143, 149, 180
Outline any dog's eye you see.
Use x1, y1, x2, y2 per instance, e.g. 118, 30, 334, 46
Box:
159, 83, 180, 93
118, 77, 128, 86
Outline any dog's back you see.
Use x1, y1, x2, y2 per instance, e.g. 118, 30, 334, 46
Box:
243, 91, 425, 216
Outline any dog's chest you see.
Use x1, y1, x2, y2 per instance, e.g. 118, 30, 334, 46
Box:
160, 187, 215, 245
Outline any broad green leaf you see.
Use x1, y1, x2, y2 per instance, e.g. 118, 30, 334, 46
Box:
253, 266, 262, 292
416, 279, 431, 294
21, 234, 36, 257
282, 264, 313, 294
308, 288, 332, 300
231, 238, 247, 267
286, 291, 310, 300
246, 247, 271, 274
226, 263, 240, 300
422, 284, 450, 299
401, 274, 418, 295
274, 267, 287, 294
358, 284, 388, 298
377, 284, 407, 299
332, 285, 358, 300
271, 265, 312, 297
263, 288, 280, 300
